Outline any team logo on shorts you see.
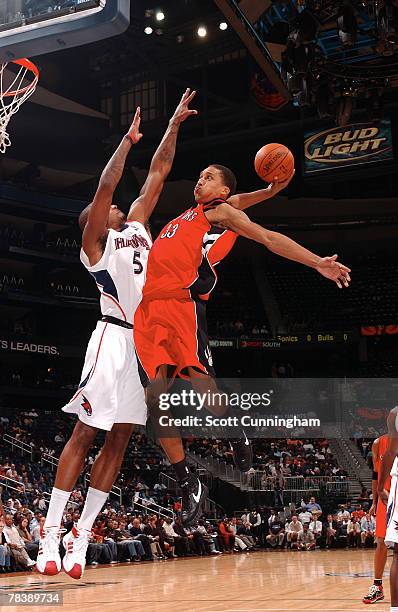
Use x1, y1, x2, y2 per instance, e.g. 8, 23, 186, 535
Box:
205, 346, 213, 367
81, 395, 92, 416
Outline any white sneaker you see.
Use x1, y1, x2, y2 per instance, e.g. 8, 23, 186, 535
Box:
36, 526, 63, 576
62, 527, 91, 580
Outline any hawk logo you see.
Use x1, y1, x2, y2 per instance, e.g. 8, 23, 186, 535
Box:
81, 395, 92, 416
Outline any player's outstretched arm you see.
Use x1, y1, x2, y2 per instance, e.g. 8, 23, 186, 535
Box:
378, 408, 398, 504
128, 88, 198, 225
205, 203, 351, 289
82, 107, 143, 262
228, 172, 295, 211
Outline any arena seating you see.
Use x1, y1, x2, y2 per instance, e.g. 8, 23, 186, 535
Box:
266, 253, 398, 330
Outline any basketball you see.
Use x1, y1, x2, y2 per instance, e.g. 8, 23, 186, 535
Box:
254, 143, 295, 183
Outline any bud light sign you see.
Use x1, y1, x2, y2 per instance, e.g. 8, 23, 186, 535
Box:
304, 120, 393, 174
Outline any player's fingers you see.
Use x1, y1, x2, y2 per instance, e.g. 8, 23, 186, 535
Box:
335, 278, 342, 289
181, 88, 190, 101
337, 264, 351, 274
133, 106, 141, 122
188, 110, 198, 116
186, 90, 197, 103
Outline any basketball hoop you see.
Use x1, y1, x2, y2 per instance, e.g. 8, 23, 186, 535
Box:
0, 58, 39, 154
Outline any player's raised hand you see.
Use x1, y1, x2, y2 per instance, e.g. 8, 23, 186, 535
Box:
172, 88, 198, 124
315, 255, 351, 289
127, 107, 143, 144
266, 171, 295, 196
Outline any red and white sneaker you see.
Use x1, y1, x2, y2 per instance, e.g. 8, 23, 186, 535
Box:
62, 526, 91, 580
36, 525, 64, 576
362, 584, 384, 604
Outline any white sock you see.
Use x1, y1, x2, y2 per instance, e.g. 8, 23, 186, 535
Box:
391, 607, 398, 612
45, 487, 72, 528
77, 487, 108, 532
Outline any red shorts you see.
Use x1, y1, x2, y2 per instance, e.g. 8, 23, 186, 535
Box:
376, 496, 388, 538
134, 297, 215, 381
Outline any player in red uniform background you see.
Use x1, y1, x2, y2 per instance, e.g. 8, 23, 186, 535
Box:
362, 434, 390, 604
134, 101, 351, 524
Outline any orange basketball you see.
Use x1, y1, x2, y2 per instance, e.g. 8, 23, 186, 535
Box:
254, 143, 294, 183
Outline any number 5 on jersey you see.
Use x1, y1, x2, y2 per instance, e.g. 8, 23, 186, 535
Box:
133, 251, 143, 274
160, 223, 179, 239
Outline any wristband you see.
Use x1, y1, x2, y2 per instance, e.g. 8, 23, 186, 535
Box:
125, 134, 134, 145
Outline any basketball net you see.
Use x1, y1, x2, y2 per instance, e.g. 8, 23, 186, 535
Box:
0, 58, 39, 154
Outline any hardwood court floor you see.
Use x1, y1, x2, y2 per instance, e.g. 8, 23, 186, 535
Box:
0, 549, 391, 612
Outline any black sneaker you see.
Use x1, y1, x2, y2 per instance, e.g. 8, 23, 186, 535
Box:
180, 474, 208, 526
230, 432, 253, 472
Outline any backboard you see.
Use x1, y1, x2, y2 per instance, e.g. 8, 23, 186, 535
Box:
0, 0, 130, 61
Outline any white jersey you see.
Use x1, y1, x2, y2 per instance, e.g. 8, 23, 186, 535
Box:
391, 456, 398, 477
81, 221, 151, 325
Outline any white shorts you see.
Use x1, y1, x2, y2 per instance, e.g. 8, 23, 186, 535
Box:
385, 475, 398, 547
62, 320, 147, 431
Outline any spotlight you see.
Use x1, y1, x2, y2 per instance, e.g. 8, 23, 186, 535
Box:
144, 26, 153, 35
337, 4, 357, 47
155, 10, 165, 21
219, 22, 228, 31
197, 26, 207, 38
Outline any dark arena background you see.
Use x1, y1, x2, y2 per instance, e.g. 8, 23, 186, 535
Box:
0, 1, 398, 611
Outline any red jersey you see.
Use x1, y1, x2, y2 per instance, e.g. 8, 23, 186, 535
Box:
375, 434, 391, 492
143, 199, 237, 301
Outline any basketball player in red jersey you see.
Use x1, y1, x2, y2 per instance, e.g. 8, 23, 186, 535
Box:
362, 434, 390, 604
134, 158, 351, 524
377, 407, 398, 612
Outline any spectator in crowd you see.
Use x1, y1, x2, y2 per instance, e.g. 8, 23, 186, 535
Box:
337, 505, 350, 520
298, 507, 312, 525
309, 513, 323, 546
267, 512, 285, 548
196, 520, 222, 554
16, 515, 38, 559
129, 517, 154, 560
298, 524, 316, 551
113, 519, 145, 561
0, 514, 11, 572
306, 496, 322, 514
360, 513, 376, 547
219, 518, 235, 552
286, 515, 303, 549
143, 516, 165, 559
347, 517, 361, 548
3, 514, 36, 569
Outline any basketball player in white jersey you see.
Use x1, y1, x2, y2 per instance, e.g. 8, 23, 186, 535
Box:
36, 89, 198, 579
376, 406, 398, 612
